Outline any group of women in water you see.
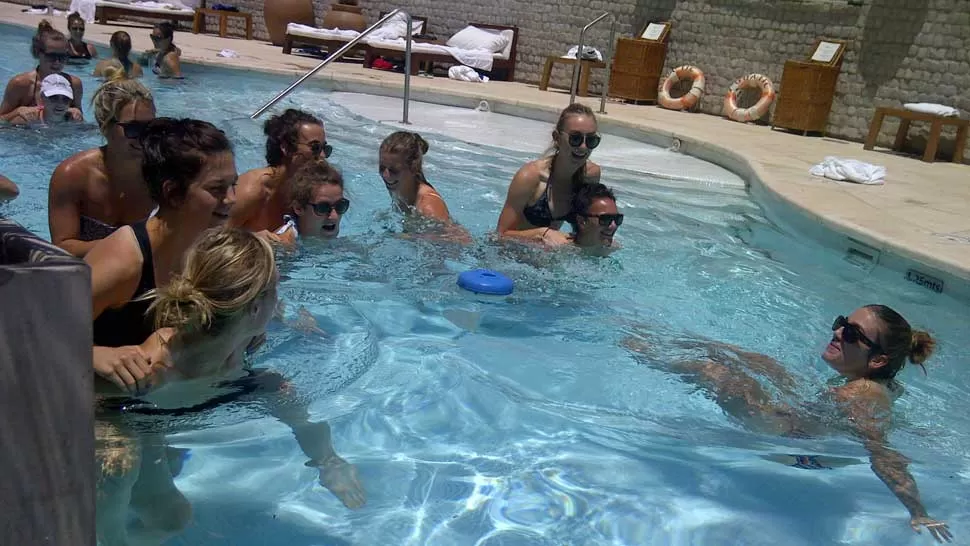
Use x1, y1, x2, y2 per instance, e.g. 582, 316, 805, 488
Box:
0, 17, 953, 545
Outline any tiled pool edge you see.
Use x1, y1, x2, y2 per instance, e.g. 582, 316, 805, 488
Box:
2, 16, 965, 301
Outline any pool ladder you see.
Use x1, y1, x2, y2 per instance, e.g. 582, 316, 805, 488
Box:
570, 11, 617, 115
251, 8, 415, 123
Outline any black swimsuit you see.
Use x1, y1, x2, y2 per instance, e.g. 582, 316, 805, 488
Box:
92, 221, 156, 347
522, 184, 573, 227
68, 41, 92, 60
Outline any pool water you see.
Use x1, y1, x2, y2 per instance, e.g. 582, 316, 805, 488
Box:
2, 22, 969, 546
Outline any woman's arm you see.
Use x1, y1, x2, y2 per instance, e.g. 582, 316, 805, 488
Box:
496, 162, 569, 244
48, 158, 98, 257
87, 43, 99, 58
161, 52, 183, 79
837, 383, 952, 542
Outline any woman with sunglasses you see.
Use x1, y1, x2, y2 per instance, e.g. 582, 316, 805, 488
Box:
66, 12, 98, 61
230, 108, 330, 239
144, 22, 182, 79
275, 159, 349, 243
0, 20, 84, 122
623, 305, 952, 542
496, 102, 602, 247
48, 75, 156, 257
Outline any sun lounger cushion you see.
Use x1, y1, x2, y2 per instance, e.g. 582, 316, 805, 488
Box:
286, 12, 424, 42
446, 25, 510, 54
94, 1, 196, 14
286, 24, 360, 40
364, 38, 499, 72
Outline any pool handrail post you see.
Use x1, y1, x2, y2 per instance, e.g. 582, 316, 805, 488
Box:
251, 8, 412, 123
599, 16, 617, 115
569, 12, 613, 110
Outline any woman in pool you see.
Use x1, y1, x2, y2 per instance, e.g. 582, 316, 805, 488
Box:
143, 22, 182, 79
48, 75, 156, 257
93, 31, 142, 79
4, 74, 78, 126
0, 20, 84, 122
496, 102, 602, 246
276, 159, 349, 242
95, 228, 364, 545
66, 12, 98, 61
230, 109, 329, 237
86, 117, 237, 393
624, 305, 952, 543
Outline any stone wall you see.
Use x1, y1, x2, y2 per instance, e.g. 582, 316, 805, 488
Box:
11, 0, 968, 159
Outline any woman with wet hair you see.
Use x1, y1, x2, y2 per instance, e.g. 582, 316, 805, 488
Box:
0, 20, 84, 121
145, 22, 182, 79
230, 108, 330, 237
48, 74, 156, 257
496, 102, 602, 246
66, 12, 98, 60
624, 305, 952, 542
93, 31, 143, 79
94, 228, 364, 545
86, 118, 237, 393
275, 159, 349, 242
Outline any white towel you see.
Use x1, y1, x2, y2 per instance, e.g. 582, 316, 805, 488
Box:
448, 65, 487, 82
68, 0, 96, 21
563, 45, 602, 61
903, 103, 960, 117
809, 156, 886, 185
25, 7, 68, 15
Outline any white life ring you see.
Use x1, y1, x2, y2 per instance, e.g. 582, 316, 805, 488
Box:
658, 65, 705, 111
723, 73, 775, 122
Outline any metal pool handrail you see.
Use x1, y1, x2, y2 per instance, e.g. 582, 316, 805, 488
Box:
251, 8, 414, 123
569, 11, 617, 115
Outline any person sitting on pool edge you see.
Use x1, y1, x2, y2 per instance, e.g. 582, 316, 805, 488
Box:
0, 20, 84, 122
230, 108, 330, 239
93, 31, 143, 79
95, 228, 363, 545
48, 74, 156, 257
496, 102, 601, 246
275, 159, 349, 243
86, 117, 237, 393
3, 74, 79, 126
66, 12, 98, 61
566, 182, 622, 255
622, 306, 952, 543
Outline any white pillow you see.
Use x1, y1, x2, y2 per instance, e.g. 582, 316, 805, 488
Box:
447, 25, 510, 53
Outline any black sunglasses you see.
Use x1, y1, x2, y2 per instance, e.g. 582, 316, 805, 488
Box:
150, 34, 164, 42
832, 316, 881, 351
310, 198, 349, 216
307, 141, 333, 159
43, 52, 69, 63
118, 120, 151, 139
583, 213, 623, 227
567, 131, 601, 150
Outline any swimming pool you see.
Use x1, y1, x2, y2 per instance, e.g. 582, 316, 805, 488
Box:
2, 21, 968, 545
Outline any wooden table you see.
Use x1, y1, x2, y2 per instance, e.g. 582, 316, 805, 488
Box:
192, 8, 252, 40
864, 106, 968, 163
539, 56, 606, 97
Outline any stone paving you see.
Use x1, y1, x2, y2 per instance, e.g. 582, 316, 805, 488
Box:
2, 2, 968, 293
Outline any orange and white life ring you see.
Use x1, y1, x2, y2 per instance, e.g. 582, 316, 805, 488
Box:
723, 73, 775, 122
658, 65, 705, 111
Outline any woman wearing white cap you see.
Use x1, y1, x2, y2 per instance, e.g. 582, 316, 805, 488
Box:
0, 21, 83, 121
4, 74, 78, 126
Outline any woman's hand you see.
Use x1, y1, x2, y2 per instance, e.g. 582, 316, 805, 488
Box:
910, 516, 952, 543
66, 107, 83, 121
6, 106, 42, 124
541, 227, 571, 246
93, 345, 154, 394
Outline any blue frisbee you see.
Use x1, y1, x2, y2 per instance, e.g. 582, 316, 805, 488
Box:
457, 269, 514, 296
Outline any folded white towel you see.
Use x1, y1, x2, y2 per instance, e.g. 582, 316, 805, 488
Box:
903, 103, 960, 117
217, 49, 238, 58
24, 7, 67, 15
810, 156, 885, 185
563, 45, 602, 62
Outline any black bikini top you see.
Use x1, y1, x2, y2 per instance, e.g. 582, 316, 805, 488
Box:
92, 221, 156, 347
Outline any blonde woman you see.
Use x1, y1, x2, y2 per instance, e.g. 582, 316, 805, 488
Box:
48, 73, 156, 257
96, 228, 364, 546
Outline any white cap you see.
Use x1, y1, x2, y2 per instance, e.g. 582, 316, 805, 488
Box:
40, 74, 73, 100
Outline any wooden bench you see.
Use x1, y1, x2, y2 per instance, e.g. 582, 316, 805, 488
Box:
864, 106, 969, 163
539, 56, 607, 97
192, 8, 252, 40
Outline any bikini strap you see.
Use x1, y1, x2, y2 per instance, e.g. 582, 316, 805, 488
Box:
130, 221, 155, 293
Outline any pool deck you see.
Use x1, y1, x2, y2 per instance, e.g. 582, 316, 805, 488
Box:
3, 3, 969, 291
